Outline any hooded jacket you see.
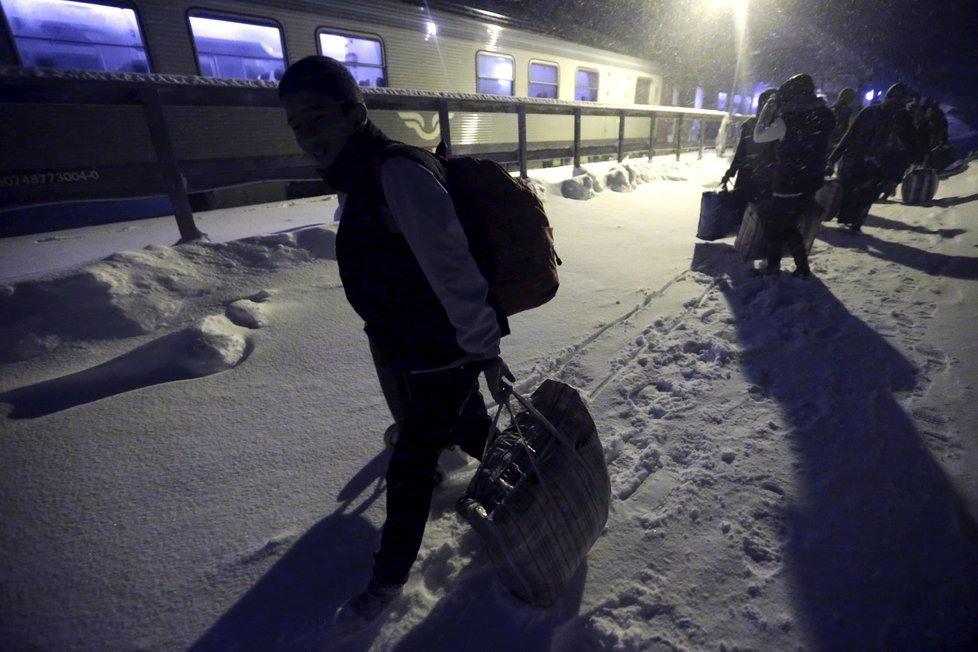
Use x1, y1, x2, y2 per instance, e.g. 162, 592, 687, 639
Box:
754, 93, 835, 197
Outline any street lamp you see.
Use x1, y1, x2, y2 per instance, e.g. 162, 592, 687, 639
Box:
712, 0, 749, 156
727, 0, 749, 119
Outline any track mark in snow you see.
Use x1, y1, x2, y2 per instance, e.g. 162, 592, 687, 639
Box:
589, 276, 720, 401
515, 269, 692, 395
238, 531, 297, 565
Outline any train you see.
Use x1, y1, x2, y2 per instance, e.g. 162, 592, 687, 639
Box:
0, 0, 729, 234
0, 0, 671, 146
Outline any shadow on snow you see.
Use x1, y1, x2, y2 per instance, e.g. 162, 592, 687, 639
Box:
188, 449, 587, 651
691, 242, 978, 650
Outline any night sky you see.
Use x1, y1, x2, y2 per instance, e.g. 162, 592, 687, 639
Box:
419, 0, 978, 113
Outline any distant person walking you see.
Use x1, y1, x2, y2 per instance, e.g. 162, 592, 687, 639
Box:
752, 73, 835, 278
829, 87, 857, 150
723, 87, 778, 211
826, 82, 924, 232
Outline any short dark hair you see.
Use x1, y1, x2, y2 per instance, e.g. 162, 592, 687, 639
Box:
278, 55, 364, 105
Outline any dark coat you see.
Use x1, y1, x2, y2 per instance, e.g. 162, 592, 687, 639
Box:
829, 102, 923, 181
728, 116, 777, 201
771, 104, 836, 196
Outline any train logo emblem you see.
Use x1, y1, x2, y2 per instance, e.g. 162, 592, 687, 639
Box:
397, 111, 453, 141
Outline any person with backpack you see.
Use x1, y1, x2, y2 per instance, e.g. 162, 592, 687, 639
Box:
278, 55, 514, 631
826, 82, 922, 232
829, 87, 857, 150
751, 73, 835, 278
722, 87, 778, 211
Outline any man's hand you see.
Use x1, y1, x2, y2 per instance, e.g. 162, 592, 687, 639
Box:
721, 170, 733, 185
482, 357, 515, 403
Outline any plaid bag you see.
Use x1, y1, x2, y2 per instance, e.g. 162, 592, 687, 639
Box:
457, 379, 610, 607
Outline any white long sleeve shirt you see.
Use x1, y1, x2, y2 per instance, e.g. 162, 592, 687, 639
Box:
378, 156, 501, 367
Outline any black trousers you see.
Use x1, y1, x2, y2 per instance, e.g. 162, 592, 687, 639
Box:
371, 360, 491, 587
757, 194, 811, 270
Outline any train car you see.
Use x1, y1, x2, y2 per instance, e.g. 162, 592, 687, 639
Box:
0, 0, 665, 156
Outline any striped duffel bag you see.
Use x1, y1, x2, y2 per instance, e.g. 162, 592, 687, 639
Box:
457, 379, 611, 607
901, 167, 938, 205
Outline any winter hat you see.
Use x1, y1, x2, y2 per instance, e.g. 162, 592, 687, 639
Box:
278, 55, 364, 105
778, 73, 816, 109
885, 82, 908, 104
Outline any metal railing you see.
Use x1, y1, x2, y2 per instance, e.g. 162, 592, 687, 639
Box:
1, 67, 747, 241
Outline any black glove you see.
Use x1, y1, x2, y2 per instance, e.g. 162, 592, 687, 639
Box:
482, 356, 514, 404
721, 170, 733, 184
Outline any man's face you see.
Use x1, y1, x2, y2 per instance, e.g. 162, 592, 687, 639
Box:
282, 91, 360, 170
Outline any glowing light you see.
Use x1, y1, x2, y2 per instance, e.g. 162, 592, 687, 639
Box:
493, 60, 513, 81
865, 89, 875, 102
426, 20, 437, 40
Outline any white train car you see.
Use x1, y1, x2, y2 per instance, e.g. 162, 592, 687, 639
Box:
0, 0, 665, 157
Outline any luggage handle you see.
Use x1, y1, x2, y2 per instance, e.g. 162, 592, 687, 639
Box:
484, 380, 609, 506
486, 380, 577, 455
481, 382, 567, 497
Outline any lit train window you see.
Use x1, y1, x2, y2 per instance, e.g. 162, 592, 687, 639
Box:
0, 0, 150, 72
575, 68, 599, 102
318, 31, 386, 88
188, 13, 285, 81
476, 51, 514, 96
529, 61, 558, 99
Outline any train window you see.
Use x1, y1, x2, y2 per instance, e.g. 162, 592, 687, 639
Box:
529, 61, 558, 99
635, 77, 652, 104
476, 51, 514, 96
0, 0, 150, 72
575, 68, 599, 102
318, 31, 386, 88
188, 13, 285, 81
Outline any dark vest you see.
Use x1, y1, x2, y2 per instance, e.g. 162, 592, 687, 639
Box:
322, 123, 495, 371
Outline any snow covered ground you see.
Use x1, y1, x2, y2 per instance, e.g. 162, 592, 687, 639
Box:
2, 153, 977, 651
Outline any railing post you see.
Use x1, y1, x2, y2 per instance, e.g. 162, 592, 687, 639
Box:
438, 100, 452, 158
648, 112, 658, 160
698, 119, 706, 160
617, 111, 626, 162
139, 87, 204, 243
675, 114, 684, 161
517, 105, 528, 179
573, 107, 582, 170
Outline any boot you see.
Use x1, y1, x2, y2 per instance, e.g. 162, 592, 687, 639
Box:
333, 579, 404, 634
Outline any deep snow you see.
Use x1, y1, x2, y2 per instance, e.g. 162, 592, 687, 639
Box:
1, 153, 977, 652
